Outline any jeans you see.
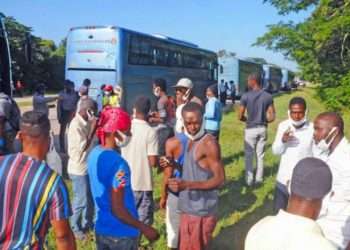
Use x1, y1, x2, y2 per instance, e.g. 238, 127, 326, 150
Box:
244, 126, 267, 185
133, 191, 154, 225
95, 234, 138, 250
69, 174, 94, 234
273, 183, 289, 213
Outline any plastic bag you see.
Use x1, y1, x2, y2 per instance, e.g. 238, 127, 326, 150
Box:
46, 131, 63, 175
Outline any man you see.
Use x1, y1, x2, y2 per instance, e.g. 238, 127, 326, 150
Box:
149, 78, 175, 155
82, 78, 91, 89
313, 112, 350, 249
174, 78, 203, 107
168, 102, 225, 250
88, 107, 159, 250
239, 72, 275, 186
121, 96, 159, 226
102, 85, 119, 108
229, 81, 236, 102
67, 98, 97, 240
159, 134, 187, 250
245, 157, 337, 250
33, 83, 58, 117
0, 111, 76, 250
272, 97, 313, 212
58, 80, 78, 153
204, 84, 222, 140
219, 80, 227, 106
0, 90, 20, 155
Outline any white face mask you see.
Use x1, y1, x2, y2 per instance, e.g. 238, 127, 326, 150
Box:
115, 131, 131, 147
184, 121, 205, 141
104, 91, 111, 96
153, 87, 161, 97
288, 110, 307, 127
314, 127, 338, 155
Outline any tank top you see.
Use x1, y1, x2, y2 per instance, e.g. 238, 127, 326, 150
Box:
178, 134, 218, 216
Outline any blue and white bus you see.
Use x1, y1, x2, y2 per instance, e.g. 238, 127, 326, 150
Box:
65, 26, 217, 111
0, 14, 13, 96
218, 55, 263, 97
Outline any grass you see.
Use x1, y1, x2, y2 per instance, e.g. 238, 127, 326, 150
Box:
47, 87, 348, 250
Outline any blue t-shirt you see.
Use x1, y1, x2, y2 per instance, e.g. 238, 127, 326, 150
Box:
204, 97, 222, 131
87, 145, 139, 237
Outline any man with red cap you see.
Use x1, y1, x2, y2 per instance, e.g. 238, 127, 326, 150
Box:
87, 107, 159, 250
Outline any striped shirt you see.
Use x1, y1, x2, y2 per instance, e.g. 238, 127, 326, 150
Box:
0, 153, 71, 250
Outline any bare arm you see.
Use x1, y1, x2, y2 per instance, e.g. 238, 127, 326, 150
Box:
51, 219, 76, 250
148, 155, 158, 168
266, 103, 276, 123
111, 187, 159, 241
168, 138, 225, 191
238, 105, 247, 122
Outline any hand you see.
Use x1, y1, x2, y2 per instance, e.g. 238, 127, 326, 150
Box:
159, 156, 174, 168
282, 128, 294, 143
159, 196, 167, 210
167, 178, 187, 193
140, 225, 159, 242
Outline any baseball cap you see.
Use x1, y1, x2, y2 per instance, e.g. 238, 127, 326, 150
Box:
173, 78, 193, 89
104, 85, 113, 92
291, 157, 332, 199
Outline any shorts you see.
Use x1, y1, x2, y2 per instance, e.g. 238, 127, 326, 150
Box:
133, 191, 154, 225
179, 213, 217, 250
166, 193, 180, 248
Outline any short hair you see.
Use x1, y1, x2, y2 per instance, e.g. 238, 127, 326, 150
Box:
83, 78, 91, 87
289, 97, 307, 109
78, 97, 97, 112
207, 84, 218, 98
153, 78, 167, 92
20, 111, 50, 137
182, 102, 204, 117
317, 112, 344, 133
248, 72, 262, 86
134, 96, 151, 116
100, 84, 106, 90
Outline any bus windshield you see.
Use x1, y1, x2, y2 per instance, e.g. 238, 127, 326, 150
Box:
66, 27, 117, 70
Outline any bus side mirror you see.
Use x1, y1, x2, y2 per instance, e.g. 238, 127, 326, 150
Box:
24, 32, 32, 63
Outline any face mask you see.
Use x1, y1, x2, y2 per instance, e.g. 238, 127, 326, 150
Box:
104, 91, 111, 96
288, 110, 307, 127
182, 89, 191, 102
153, 87, 161, 97
115, 131, 131, 147
314, 127, 338, 154
184, 121, 205, 141
87, 109, 95, 121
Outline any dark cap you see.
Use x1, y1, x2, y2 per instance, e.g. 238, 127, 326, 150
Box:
291, 157, 332, 199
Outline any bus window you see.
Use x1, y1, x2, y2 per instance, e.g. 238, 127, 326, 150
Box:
220, 65, 224, 74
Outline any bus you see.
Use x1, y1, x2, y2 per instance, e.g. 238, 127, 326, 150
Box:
218, 55, 263, 97
65, 26, 218, 111
0, 13, 13, 96
263, 64, 282, 93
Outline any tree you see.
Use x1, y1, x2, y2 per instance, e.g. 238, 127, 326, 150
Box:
256, 0, 350, 111
4, 15, 66, 92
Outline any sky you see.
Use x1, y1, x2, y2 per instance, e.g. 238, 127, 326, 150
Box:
1, 0, 312, 71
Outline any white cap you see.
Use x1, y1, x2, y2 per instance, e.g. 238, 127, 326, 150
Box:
173, 78, 193, 89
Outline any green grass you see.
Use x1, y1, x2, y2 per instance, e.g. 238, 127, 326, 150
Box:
47, 87, 347, 250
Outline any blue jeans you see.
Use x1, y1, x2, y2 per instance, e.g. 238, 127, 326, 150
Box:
69, 174, 94, 233
95, 234, 138, 250
133, 191, 154, 225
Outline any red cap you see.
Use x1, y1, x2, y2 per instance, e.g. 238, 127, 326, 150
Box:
97, 107, 131, 145
104, 85, 113, 92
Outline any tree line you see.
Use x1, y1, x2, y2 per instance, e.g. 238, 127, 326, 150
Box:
3, 14, 66, 92
255, 0, 350, 111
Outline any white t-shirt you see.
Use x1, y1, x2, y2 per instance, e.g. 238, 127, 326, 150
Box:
272, 120, 314, 186
121, 119, 158, 191
316, 138, 350, 249
245, 210, 337, 250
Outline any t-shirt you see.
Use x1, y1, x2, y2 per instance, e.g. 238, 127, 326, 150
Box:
87, 146, 139, 237
245, 210, 337, 250
58, 90, 78, 111
121, 119, 158, 191
240, 89, 273, 128
0, 153, 71, 249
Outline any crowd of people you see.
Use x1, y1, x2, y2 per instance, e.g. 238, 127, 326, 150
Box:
0, 71, 350, 250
